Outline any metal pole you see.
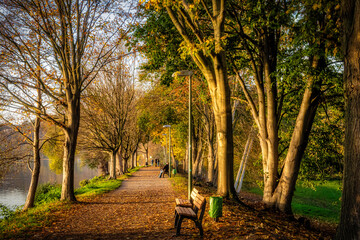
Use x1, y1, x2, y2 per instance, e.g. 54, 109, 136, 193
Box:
188, 74, 192, 200
169, 127, 171, 178
163, 134, 167, 165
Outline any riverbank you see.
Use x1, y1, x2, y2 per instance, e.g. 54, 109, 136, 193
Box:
0, 158, 98, 212
0, 167, 141, 239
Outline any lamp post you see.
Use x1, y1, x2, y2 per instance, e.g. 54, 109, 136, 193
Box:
162, 133, 167, 165
163, 125, 171, 178
172, 70, 194, 199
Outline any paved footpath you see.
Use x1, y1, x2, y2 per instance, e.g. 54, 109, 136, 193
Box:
35, 167, 194, 240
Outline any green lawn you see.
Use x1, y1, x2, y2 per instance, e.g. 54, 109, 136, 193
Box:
245, 180, 342, 223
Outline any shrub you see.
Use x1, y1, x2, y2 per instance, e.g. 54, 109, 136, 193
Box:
79, 179, 90, 187
0, 204, 14, 219
34, 183, 61, 206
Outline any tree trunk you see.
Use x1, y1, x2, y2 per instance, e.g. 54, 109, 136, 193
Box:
336, 1, 360, 238
194, 141, 203, 178
192, 123, 203, 178
171, 150, 178, 171
130, 153, 134, 169
207, 142, 215, 182
144, 143, 149, 165
166, 0, 235, 198
123, 158, 128, 173
109, 151, 117, 179
61, 99, 80, 201
24, 38, 42, 209
205, 112, 216, 183
23, 117, 41, 210
270, 73, 322, 213
98, 160, 108, 176
116, 150, 123, 175
262, 50, 325, 212
261, 27, 280, 204
134, 151, 137, 167
212, 66, 234, 197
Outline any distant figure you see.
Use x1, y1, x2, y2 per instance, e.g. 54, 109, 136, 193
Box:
159, 163, 169, 178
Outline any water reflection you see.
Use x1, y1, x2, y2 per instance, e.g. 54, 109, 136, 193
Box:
0, 159, 98, 210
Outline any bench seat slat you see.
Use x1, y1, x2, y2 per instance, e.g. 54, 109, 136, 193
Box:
175, 198, 192, 207
175, 206, 196, 218
175, 188, 199, 208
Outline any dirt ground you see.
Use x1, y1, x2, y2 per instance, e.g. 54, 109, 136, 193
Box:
27, 167, 336, 240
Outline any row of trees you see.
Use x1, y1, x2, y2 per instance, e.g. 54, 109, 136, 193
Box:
0, 0, 141, 210
132, 0, 358, 238
134, 0, 342, 209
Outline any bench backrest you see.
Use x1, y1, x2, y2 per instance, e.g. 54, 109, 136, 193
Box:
190, 188, 199, 203
192, 193, 206, 221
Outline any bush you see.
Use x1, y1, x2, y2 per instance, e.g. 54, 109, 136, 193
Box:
0, 204, 14, 219
79, 179, 90, 187
34, 183, 61, 206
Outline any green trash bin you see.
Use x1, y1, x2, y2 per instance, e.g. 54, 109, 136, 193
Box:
172, 169, 177, 176
209, 196, 223, 221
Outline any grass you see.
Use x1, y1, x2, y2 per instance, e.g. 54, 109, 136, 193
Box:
75, 167, 141, 198
243, 180, 342, 223
0, 166, 141, 239
168, 173, 188, 194
0, 202, 67, 239
291, 180, 341, 222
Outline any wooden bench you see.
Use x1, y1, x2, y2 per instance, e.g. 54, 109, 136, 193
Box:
174, 193, 206, 236
175, 188, 199, 208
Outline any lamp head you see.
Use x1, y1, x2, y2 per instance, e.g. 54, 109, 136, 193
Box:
172, 70, 193, 77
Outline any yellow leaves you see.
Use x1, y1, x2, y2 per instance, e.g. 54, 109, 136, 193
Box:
312, 3, 321, 10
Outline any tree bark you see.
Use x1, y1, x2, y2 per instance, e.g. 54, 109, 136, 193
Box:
212, 62, 234, 197
116, 150, 123, 175
207, 141, 215, 183
261, 25, 280, 204
24, 47, 42, 209
123, 158, 128, 173
109, 150, 117, 179
23, 116, 41, 210
336, 0, 360, 238
192, 120, 203, 178
263, 50, 325, 212
98, 160, 108, 176
61, 94, 81, 201
270, 69, 323, 213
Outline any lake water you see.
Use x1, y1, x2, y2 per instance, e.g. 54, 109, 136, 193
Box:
0, 159, 98, 211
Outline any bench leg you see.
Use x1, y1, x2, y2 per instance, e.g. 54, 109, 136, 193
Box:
176, 216, 184, 236
195, 220, 204, 236
174, 211, 179, 228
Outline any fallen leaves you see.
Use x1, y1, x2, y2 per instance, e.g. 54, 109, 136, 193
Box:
18, 168, 335, 240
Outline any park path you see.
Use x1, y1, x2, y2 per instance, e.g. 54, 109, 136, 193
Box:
35, 167, 193, 240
